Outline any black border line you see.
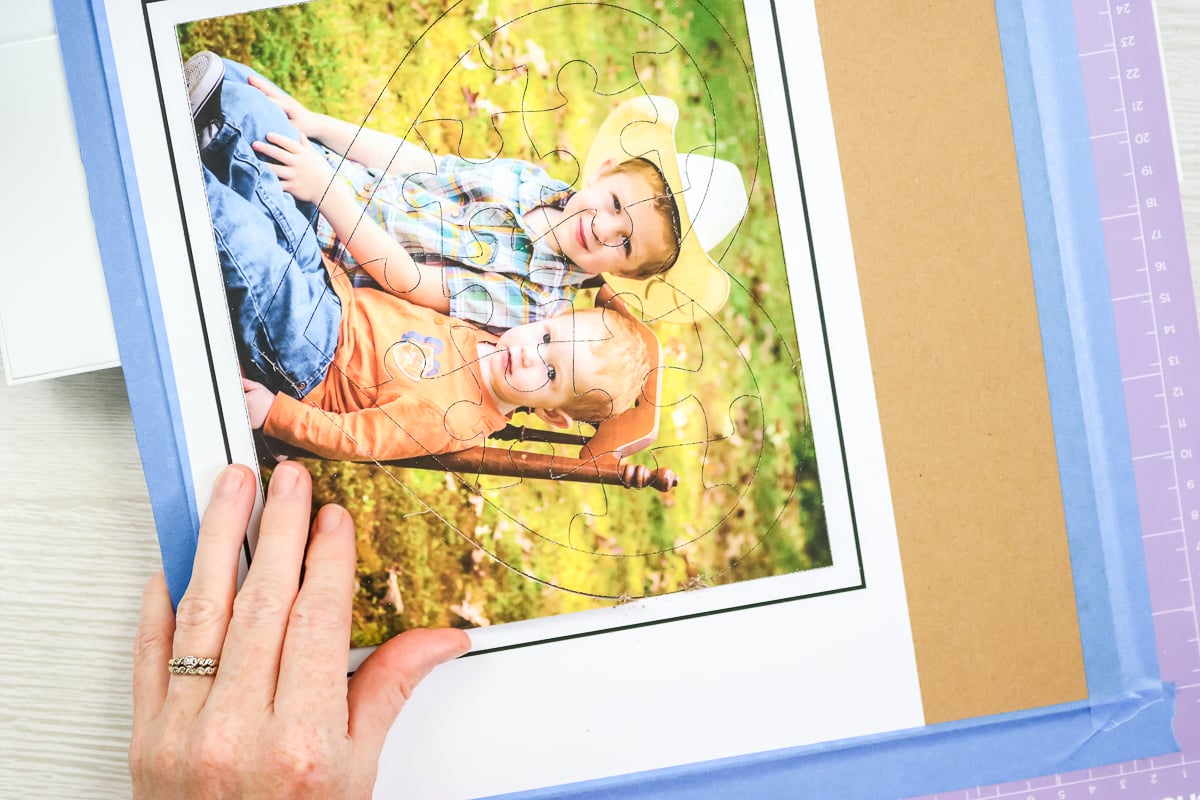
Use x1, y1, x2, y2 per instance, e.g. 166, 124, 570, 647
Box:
142, 0, 233, 471
142, 0, 871, 652
768, 0, 866, 585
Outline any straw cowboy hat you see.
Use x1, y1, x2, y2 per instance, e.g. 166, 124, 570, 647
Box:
583, 95, 748, 323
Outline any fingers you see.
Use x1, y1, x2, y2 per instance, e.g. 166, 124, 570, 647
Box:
274, 504, 356, 716
246, 72, 285, 101
209, 461, 313, 704
252, 133, 326, 201
132, 571, 175, 730
346, 628, 471, 750
252, 131, 304, 162
167, 465, 256, 707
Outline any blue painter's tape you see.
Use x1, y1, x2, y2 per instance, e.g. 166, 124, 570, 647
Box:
1015, 0, 1163, 717
51, 0, 200, 605
489, 686, 1174, 800
52, 0, 1175, 793
485, 1, 1176, 796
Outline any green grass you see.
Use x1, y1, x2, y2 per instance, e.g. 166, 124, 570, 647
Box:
181, 0, 830, 645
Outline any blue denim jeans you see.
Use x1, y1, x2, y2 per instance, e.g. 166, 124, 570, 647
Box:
200, 59, 340, 399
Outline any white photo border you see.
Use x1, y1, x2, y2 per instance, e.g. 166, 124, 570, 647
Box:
103, 0, 925, 791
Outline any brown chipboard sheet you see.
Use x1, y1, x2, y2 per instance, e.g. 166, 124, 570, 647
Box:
813, 1, 1089, 724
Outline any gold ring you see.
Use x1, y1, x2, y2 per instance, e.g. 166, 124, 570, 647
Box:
168, 656, 219, 676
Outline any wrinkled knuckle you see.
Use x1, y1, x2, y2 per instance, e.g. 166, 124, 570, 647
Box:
231, 584, 292, 628
127, 733, 148, 779
173, 593, 228, 636
272, 732, 332, 792
132, 621, 172, 662
394, 675, 416, 703
289, 593, 348, 636
190, 728, 238, 778
136, 737, 184, 785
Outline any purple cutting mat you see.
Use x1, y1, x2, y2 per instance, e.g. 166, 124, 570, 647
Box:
910, 1, 1199, 798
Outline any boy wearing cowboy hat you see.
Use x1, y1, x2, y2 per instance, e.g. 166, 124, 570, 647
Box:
190, 54, 746, 336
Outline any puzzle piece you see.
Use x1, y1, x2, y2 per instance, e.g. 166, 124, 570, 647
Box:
478, 3, 681, 97
184, 0, 824, 636
312, 25, 728, 334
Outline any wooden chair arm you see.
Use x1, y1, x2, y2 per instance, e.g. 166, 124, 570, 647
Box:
256, 434, 679, 493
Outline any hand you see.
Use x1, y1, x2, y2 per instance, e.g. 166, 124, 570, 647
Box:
247, 74, 321, 138
242, 377, 276, 430
130, 462, 471, 799
252, 131, 340, 207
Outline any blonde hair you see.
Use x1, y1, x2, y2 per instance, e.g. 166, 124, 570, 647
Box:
559, 308, 652, 423
608, 157, 681, 280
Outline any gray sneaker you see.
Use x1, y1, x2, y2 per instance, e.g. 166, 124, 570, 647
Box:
184, 51, 224, 138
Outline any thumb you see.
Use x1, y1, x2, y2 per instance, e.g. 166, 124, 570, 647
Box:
347, 627, 470, 747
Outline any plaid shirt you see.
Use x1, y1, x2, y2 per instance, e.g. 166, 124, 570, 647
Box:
314, 148, 594, 330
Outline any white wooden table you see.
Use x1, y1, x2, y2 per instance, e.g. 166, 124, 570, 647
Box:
0, 4, 1195, 797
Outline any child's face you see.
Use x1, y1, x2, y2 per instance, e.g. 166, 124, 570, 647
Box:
487, 312, 610, 414
554, 163, 674, 278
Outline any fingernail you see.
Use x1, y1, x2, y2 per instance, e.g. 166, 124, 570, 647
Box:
314, 504, 347, 534
212, 466, 245, 498
269, 463, 299, 497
